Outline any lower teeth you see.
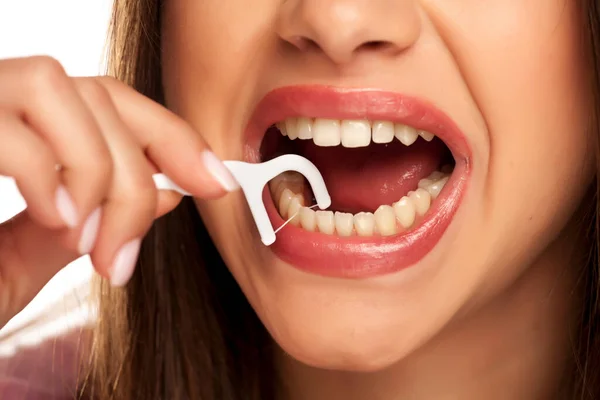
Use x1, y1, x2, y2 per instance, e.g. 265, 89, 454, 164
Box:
269, 168, 452, 237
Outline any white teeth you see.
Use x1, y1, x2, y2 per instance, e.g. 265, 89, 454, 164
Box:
277, 122, 287, 136
270, 167, 452, 237
296, 117, 314, 140
270, 171, 304, 200
335, 212, 354, 237
416, 173, 450, 200
408, 189, 431, 216
374, 205, 397, 236
418, 130, 435, 142
425, 176, 449, 199
394, 124, 418, 146
300, 207, 317, 231
417, 178, 433, 190
286, 118, 299, 140
341, 120, 371, 148
279, 188, 295, 219
277, 118, 436, 148
313, 119, 341, 147
316, 210, 336, 235
372, 121, 395, 144
393, 196, 416, 228
287, 195, 304, 225
428, 171, 445, 181
354, 212, 375, 236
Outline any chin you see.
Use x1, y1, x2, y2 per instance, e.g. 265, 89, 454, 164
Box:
268, 307, 424, 373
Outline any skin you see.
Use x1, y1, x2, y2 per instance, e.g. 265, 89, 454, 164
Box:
160, 0, 594, 399
0, 61, 232, 326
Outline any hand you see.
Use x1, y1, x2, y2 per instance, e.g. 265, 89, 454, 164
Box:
0, 56, 238, 328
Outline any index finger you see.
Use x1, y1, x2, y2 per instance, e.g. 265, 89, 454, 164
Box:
79, 77, 240, 198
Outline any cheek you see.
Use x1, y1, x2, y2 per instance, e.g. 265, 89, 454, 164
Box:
436, 0, 595, 296
432, 0, 593, 181
161, 0, 276, 153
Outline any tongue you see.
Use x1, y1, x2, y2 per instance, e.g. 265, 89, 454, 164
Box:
298, 139, 447, 213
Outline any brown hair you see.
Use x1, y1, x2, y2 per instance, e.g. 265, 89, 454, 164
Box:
84, 1, 600, 399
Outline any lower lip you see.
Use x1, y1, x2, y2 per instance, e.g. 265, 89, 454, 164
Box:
265, 159, 470, 279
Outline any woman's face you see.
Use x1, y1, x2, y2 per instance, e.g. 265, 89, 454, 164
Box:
161, 0, 593, 370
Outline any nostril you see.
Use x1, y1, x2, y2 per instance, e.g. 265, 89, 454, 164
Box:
284, 35, 399, 61
360, 41, 393, 52
364, 41, 386, 49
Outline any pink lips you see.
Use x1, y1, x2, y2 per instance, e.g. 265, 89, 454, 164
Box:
246, 86, 472, 279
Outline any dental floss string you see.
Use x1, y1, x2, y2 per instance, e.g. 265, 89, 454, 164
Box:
273, 204, 320, 235
153, 154, 331, 246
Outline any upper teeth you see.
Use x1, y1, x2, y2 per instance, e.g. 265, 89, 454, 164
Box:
277, 118, 435, 148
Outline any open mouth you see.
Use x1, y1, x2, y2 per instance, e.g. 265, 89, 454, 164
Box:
263, 120, 454, 236
246, 87, 471, 278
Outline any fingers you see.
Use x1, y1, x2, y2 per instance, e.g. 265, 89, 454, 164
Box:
92, 77, 240, 198
145, 158, 185, 218
156, 191, 183, 218
0, 111, 64, 228
0, 57, 213, 326
74, 79, 169, 285
0, 57, 111, 322
0, 56, 113, 226
0, 58, 220, 294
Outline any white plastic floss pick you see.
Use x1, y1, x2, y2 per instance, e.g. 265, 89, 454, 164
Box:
153, 154, 331, 246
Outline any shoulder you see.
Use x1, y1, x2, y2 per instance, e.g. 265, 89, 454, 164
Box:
0, 262, 95, 399
0, 327, 91, 399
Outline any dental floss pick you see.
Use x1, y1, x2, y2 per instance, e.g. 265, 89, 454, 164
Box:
152, 174, 191, 196
152, 154, 331, 246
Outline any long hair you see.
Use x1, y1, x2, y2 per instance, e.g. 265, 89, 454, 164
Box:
84, 1, 600, 398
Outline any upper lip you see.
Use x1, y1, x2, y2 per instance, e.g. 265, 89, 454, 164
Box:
244, 85, 472, 163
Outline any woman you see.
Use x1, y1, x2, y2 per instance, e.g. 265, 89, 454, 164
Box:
0, 0, 598, 398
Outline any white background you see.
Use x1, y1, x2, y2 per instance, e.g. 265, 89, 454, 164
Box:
0, 0, 114, 349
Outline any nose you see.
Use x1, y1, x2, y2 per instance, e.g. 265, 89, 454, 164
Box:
277, 0, 421, 65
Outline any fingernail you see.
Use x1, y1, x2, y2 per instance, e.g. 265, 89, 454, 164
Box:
109, 238, 141, 287
55, 186, 79, 228
201, 150, 240, 192
78, 207, 102, 255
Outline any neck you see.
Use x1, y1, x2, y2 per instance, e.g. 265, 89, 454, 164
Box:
278, 217, 587, 400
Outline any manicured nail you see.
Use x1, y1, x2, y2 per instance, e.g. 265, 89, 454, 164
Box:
78, 207, 102, 255
109, 238, 141, 287
55, 186, 79, 228
201, 150, 240, 192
